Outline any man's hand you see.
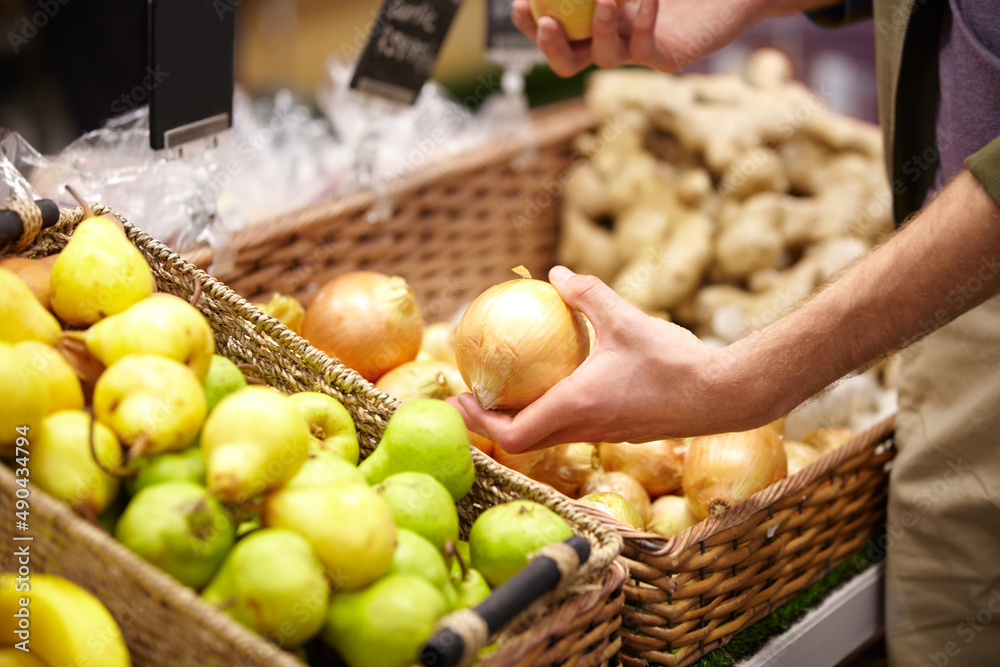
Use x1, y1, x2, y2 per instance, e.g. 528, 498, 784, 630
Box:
447, 266, 764, 453
511, 0, 769, 77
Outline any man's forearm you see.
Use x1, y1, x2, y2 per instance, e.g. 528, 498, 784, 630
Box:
722, 170, 1000, 425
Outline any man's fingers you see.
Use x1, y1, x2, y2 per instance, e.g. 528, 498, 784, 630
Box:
511, 0, 537, 38
536, 17, 592, 77
590, 0, 624, 67
628, 0, 660, 66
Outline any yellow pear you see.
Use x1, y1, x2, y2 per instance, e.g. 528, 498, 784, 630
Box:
200, 386, 311, 503
0, 342, 49, 455
0, 267, 62, 345
50, 213, 155, 326
32, 410, 123, 515
84, 293, 215, 380
93, 354, 207, 458
14, 340, 85, 413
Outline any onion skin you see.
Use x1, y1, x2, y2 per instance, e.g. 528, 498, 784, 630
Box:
374, 359, 465, 403
598, 439, 686, 498
455, 278, 590, 411
646, 494, 700, 538
419, 321, 458, 367
580, 470, 652, 524
683, 425, 788, 520
301, 271, 424, 382
492, 442, 599, 498
576, 491, 645, 530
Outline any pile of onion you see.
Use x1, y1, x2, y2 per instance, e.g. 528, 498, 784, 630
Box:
455, 267, 590, 411
598, 439, 686, 498
682, 423, 788, 520
301, 271, 424, 382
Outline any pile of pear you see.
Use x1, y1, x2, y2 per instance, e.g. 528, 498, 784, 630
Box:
1, 210, 578, 667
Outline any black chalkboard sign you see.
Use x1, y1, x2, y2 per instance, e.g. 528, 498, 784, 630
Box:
148, 0, 236, 150
486, 0, 537, 52
350, 0, 463, 105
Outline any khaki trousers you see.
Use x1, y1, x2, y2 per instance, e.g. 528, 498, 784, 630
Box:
885, 294, 1000, 667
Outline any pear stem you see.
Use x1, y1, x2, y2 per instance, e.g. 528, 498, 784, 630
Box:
235, 362, 266, 385
444, 539, 468, 580
64, 184, 94, 218
86, 409, 132, 478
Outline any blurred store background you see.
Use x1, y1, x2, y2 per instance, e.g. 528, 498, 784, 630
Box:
1, 0, 878, 156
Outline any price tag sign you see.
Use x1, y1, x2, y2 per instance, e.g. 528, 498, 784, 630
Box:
148, 0, 236, 150
486, 0, 537, 53
350, 0, 462, 105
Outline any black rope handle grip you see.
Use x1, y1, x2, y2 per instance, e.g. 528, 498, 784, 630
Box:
0, 198, 60, 247
419, 535, 591, 667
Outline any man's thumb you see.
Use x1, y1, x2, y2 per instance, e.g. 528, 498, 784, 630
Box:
548, 266, 627, 330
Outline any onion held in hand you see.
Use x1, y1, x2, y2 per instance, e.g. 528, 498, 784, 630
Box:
301, 271, 424, 382
455, 269, 590, 411
683, 425, 788, 520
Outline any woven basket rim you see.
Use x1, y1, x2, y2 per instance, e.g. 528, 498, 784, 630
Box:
605, 415, 895, 558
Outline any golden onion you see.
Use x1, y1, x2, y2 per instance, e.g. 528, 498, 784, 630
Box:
374, 359, 465, 403
300, 271, 424, 382
645, 494, 700, 538
576, 491, 645, 531
580, 470, 652, 524
598, 439, 686, 498
455, 269, 590, 411
682, 424, 788, 520
492, 442, 599, 498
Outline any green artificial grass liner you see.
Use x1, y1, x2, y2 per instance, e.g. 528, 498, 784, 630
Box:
686, 533, 886, 667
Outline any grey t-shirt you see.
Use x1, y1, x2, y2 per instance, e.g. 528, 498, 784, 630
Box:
934, 0, 1000, 192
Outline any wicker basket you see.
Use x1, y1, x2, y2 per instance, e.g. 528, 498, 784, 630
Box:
590, 418, 894, 666
0, 202, 626, 667
174, 98, 896, 666
181, 100, 597, 316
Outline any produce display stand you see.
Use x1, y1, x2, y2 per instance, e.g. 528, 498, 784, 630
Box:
0, 203, 627, 667
171, 96, 898, 667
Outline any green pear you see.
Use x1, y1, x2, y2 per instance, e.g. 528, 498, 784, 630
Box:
92, 354, 206, 458
201, 528, 330, 649
322, 574, 448, 667
469, 500, 574, 587
84, 294, 215, 380
32, 409, 123, 515
127, 446, 207, 496
284, 449, 365, 489
114, 481, 235, 589
49, 213, 155, 326
200, 386, 310, 503
375, 471, 459, 551
450, 567, 492, 610
286, 391, 359, 464
0, 267, 62, 345
359, 398, 475, 501
262, 481, 395, 591
202, 354, 247, 414
15, 340, 85, 413
0, 342, 49, 455
387, 528, 450, 592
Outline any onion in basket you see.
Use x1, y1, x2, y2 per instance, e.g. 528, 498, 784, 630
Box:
492, 442, 599, 498
455, 267, 590, 411
598, 439, 686, 498
682, 424, 788, 520
579, 470, 652, 524
301, 271, 424, 382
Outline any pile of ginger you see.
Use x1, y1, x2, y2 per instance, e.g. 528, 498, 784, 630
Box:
558, 48, 895, 344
